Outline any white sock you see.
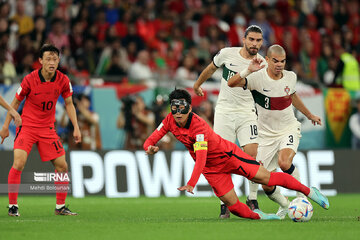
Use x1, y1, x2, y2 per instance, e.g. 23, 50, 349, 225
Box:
248, 180, 259, 200
56, 204, 65, 209
9, 204, 18, 208
291, 167, 306, 198
307, 188, 315, 199
266, 187, 289, 208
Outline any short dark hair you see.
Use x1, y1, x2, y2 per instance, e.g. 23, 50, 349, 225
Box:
244, 25, 263, 38
169, 89, 192, 105
39, 44, 60, 58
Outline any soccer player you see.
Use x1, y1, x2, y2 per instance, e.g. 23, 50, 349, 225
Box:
144, 88, 329, 220
0, 44, 81, 217
228, 44, 322, 219
193, 25, 265, 218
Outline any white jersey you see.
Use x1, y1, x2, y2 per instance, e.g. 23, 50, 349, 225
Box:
213, 47, 265, 114
246, 68, 300, 137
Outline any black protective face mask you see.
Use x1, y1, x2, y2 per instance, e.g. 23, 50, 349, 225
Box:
171, 99, 190, 114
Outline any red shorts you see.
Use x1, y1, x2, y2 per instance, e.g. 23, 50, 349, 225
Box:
203, 146, 260, 197
14, 126, 65, 161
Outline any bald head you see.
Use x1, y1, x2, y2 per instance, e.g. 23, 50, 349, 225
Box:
267, 44, 286, 58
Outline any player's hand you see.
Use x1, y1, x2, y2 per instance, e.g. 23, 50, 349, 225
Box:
248, 58, 265, 73
146, 145, 159, 155
0, 127, 9, 144
177, 185, 194, 194
9, 109, 22, 127
73, 127, 82, 143
194, 85, 204, 97
309, 114, 322, 126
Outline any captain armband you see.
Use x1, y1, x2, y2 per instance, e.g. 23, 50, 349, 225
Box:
193, 141, 208, 152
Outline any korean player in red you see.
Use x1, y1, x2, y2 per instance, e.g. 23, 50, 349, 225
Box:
144, 89, 329, 220
0, 44, 81, 217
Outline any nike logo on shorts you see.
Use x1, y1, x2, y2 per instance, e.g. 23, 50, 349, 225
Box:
263, 89, 270, 92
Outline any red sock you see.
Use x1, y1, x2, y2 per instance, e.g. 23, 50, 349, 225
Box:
8, 167, 22, 205
55, 171, 69, 205
227, 200, 260, 219
268, 172, 310, 195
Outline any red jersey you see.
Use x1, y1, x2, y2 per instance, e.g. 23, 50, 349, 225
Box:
144, 112, 239, 187
16, 69, 73, 128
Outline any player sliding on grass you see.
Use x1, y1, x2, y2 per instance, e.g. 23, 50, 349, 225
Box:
0, 44, 81, 217
144, 89, 329, 220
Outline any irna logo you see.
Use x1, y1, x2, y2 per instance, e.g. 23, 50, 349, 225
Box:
34, 172, 70, 182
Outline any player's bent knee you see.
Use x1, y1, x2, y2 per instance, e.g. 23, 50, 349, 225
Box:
13, 149, 28, 170
278, 159, 291, 171
262, 184, 274, 192
56, 165, 68, 172
12, 162, 25, 171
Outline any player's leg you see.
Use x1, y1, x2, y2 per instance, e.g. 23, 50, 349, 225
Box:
213, 112, 236, 219
278, 129, 305, 197
251, 166, 329, 209
219, 189, 260, 219
50, 155, 76, 215
8, 126, 34, 217
204, 172, 279, 220
278, 149, 305, 198
243, 143, 260, 210
37, 129, 77, 215
262, 184, 289, 219
260, 145, 290, 219
226, 147, 328, 210
237, 117, 260, 210
8, 149, 28, 217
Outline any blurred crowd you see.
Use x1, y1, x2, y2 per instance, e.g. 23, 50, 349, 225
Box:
1, 0, 360, 150
0, 0, 359, 88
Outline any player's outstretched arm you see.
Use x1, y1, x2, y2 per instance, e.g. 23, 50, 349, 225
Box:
0, 97, 21, 144
178, 147, 207, 195
228, 58, 264, 88
193, 62, 218, 97
291, 93, 322, 126
64, 96, 82, 143
0, 95, 21, 127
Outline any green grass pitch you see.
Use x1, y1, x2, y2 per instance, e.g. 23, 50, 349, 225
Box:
0, 194, 359, 240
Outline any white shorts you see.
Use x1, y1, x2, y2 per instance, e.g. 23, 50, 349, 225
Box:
256, 126, 301, 172
213, 110, 258, 146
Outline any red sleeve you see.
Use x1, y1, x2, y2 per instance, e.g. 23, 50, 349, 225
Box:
187, 149, 207, 187
15, 76, 30, 102
61, 75, 73, 99
143, 114, 170, 151
187, 118, 209, 187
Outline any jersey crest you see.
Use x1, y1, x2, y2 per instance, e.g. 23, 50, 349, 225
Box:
284, 86, 290, 95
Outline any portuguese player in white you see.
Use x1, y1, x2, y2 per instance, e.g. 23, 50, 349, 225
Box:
193, 25, 265, 218
228, 44, 322, 219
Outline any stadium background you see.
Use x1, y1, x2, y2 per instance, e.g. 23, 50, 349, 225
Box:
0, 0, 359, 198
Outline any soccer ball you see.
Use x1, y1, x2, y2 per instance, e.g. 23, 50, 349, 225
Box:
288, 197, 313, 222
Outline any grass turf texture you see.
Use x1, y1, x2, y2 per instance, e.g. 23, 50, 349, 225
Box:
0, 194, 359, 240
